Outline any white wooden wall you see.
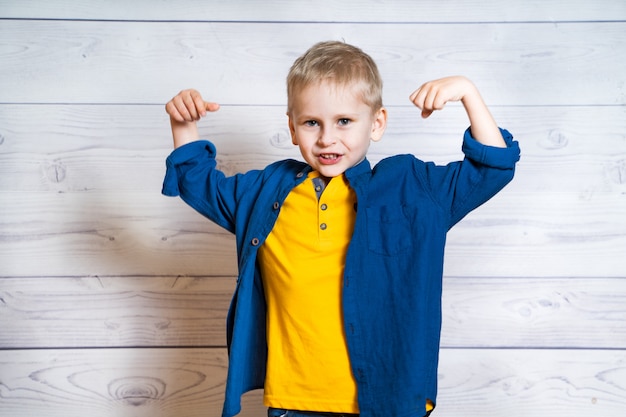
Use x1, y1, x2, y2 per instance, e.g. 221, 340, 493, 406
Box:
1, 1, 625, 416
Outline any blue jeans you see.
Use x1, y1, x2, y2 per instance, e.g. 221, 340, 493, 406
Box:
268, 406, 433, 417
268, 408, 359, 417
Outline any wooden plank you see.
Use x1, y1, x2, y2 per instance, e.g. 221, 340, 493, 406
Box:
444, 191, 626, 278
0, 0, 624, 22
0, 276, 624, 349
435, 348, 626, 417
0, 348, 247, 417
1, 190, 625, 278
0, 191, 238, 277
0, 276, 235, 349
0, 104, 298, 193
440, 277, 626, 349
1, 104, 625, 193
0, 347, 623, 417
0, 21, 624, 105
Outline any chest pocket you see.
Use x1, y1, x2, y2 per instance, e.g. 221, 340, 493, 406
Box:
366, 204, 416, 256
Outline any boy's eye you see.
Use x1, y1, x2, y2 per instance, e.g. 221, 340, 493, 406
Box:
338, 118, 351, 126
304, 120, 319, 127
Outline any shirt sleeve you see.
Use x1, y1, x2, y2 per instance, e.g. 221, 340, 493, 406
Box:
162, 140, 218, 197
461, 127, 520, 168
161, 140, 241, 233
415, 127, 520, 228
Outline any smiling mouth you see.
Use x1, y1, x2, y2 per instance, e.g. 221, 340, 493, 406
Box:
318, 153, 342, 165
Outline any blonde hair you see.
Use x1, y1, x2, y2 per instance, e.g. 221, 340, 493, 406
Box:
287, 41, 383, 113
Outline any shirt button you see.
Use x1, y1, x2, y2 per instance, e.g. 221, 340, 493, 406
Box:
315, 185, 322, 192
251, 238, 260, 246
320, 223, 327, 230
320, 203, 328, 210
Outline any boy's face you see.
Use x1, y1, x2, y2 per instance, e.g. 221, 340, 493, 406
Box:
288, 81, 387, 178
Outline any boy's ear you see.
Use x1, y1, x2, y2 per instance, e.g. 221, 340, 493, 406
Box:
371, 107, 388, 142
288, 113, 297, 145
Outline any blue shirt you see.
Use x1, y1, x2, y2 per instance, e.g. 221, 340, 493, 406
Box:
162, 128, 520, 417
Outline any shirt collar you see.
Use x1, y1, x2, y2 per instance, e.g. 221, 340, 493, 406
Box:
345, 158, 372, 182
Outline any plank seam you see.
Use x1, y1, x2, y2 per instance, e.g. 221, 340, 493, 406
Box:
1, 17, 625, 24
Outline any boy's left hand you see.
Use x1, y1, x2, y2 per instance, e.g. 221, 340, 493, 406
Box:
409, 76, 506, 148
409, 76, 475, 119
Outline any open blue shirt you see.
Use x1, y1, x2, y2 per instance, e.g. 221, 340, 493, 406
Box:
162, 128, 520, 417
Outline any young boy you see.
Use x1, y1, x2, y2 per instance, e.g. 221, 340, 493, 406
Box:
163, 41, 520, 417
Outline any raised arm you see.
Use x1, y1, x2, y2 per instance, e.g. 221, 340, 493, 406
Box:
165, 89, 220, 148
409, 76, 506, 148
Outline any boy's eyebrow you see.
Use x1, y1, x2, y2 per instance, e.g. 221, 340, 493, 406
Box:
295, 111, 364, 120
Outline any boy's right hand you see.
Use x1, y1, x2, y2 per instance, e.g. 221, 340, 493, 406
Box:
165, 89, 220, 123
165, 89, 220, 148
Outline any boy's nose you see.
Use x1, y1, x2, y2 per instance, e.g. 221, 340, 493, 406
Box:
318, 128, 337, 146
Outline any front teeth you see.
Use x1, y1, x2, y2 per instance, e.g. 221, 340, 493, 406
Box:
321, 154, 338, 160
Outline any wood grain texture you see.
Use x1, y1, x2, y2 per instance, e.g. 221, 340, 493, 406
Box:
435, 348, 626, 416
1, 104, 625, 192
0, 348, 237, 417
1, 276, 624, 349
2, 102, 624, 278
1, 0, 624, 22
0, 276, 235, 349
0, 20, 624, 105
0, 348, 623, 417
0, 2, 624, 416
1, 191, 625, 278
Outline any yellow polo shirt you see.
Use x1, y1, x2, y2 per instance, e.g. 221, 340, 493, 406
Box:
258, 172, 359, 413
